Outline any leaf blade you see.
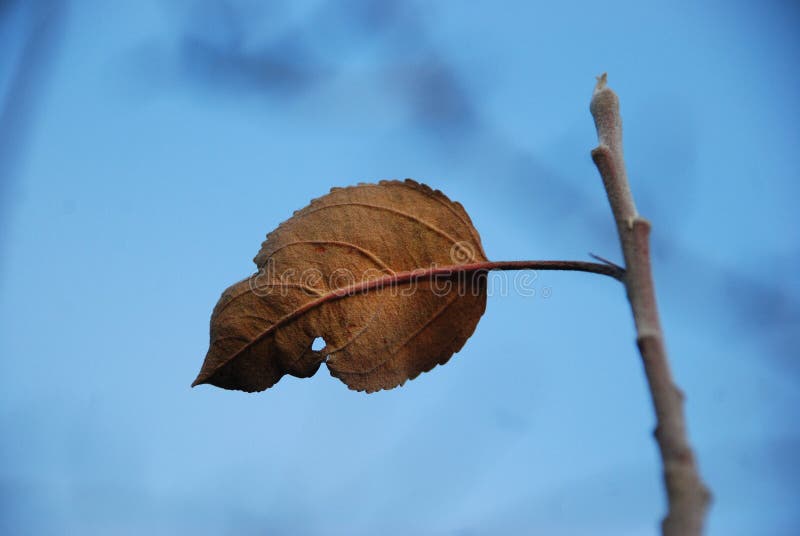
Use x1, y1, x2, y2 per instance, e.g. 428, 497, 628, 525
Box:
193, 179, 488, 393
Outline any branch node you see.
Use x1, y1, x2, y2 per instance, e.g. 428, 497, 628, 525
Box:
633, 216, 652, 232
636, 331, 662, 344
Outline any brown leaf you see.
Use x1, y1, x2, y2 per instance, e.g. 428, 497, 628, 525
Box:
192, 179, 488, 393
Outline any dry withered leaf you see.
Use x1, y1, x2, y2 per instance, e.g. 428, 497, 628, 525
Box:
192, 179, 488, 393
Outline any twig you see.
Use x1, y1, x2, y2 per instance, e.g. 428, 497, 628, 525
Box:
589, 73, 711, 535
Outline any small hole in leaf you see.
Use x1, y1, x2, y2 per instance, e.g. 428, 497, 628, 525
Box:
312, 337, 325, 351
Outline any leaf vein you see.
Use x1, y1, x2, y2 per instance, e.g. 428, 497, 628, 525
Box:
263, 240, 394, 273
298, 203, 462, 248
331, 289, 460, 376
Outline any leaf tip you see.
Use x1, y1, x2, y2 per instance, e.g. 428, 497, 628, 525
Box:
191, 366, 213, 388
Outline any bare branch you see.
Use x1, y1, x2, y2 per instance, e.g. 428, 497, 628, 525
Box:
590, 73, 711, 535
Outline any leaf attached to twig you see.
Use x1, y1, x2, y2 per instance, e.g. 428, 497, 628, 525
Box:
192, 179, 488, 393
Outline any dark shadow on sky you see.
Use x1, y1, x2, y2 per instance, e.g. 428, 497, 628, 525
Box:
0, 0, 67, 260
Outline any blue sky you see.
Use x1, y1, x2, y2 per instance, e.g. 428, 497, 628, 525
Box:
1, 1, 798, 534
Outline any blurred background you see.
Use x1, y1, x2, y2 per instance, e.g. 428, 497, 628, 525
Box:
1, 0, 798, 534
